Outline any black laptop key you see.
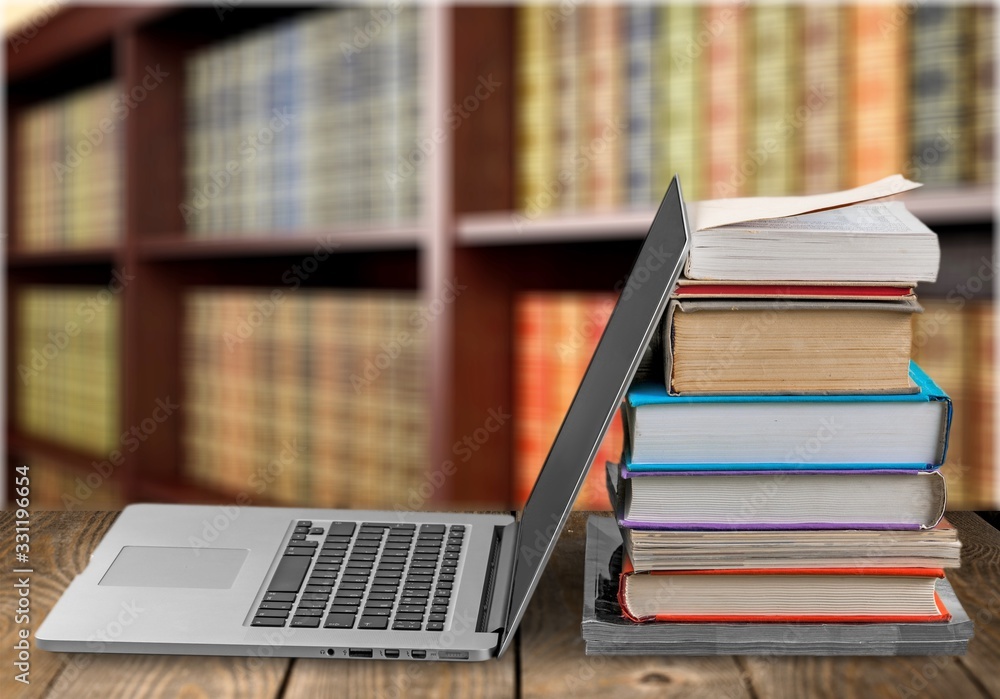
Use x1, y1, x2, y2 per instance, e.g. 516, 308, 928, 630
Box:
371, 585, 398, 594
267, 555, 311, 593
309, 570, 337, 579
439, 574, 455, 583
410, 561, 436, 569
313, 564, 341, 573
308, 527, 324, 535
395, 612, 424, 622
433, 596, 450, 606
298, 600, 327, 609
258, 600, 294, 610
357, 532, 383, 540
403, 583, 431, 591
263, 591, 296, 603
420, 524, 446, 534
398, 604, 426, 614
431, 605, 448, 614
365, 599, 394, 608
289, 533, 306, 541
254, 608, 289, 618
252, 617, 286, 627
362, 607, 391, 616
339, 583, 367, 591
325, 613, 356, 628
385, 542, 411, 550
389, 523, 416, 530
295, 608, 324, 617
342, 575, 370, 584
437, 581, 453, 590
428, 613, 446, 622
446, 545, 462, 553
305, 585, 333, 594
377, 563, 405, 572
329, 604, 359, 614
293, 526, 310, 535
291, 616, 321, 628
302, 593, 330, 602
368, 592, 396, 601
327, 522, 356, 537
400, 596, 428, 605
426, 622, 444, 631
359, 615, 389, 629
393, 620, 422, 630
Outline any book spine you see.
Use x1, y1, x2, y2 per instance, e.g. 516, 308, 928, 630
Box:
851, 5, 907, 187
748, 5, 801, 196
626, 5, 655, 207
556, 6, 582, 211
652, 9, 672, 196
966, 302, 996, 508
516, 6, 557, 215
705, 3, 745, 198
664, 4, 702, 201
971, 5, 996, 183
586, 4, 623, 209
909, 6, 966, 186
802, 4, 843, 193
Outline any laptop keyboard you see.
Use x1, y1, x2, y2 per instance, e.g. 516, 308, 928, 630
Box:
250, 521, 465, 632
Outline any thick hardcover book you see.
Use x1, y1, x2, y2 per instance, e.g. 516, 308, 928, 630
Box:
607, 462, 948, 531
582, 516, 974, 655
617, 555, 951, 623
620, 516, 962, 572
623, 361, 952, 470
663, 296, 921, 395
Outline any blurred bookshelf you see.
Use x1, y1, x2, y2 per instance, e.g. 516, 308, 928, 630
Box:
4, 4, 997, 513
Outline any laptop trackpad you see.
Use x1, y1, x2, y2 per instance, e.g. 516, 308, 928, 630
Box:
100, 546, 249, 589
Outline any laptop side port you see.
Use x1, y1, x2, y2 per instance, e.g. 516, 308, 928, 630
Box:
384, 649, 400, 659
411, 649, 426, 659
349, 648, 373, 658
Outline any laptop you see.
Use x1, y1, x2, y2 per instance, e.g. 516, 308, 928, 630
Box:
37, 178, 690, 662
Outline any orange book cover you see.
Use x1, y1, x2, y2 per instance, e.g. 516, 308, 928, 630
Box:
618, 554, 951, 623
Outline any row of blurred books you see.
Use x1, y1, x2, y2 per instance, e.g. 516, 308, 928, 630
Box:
14, 83, 122, 250
514, 293, 997, 511
184, 6, 425, 235
517, 4, 995, 212
182, 289, 429, 507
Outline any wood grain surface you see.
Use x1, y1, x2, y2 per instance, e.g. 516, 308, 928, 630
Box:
1, 510, 997, 699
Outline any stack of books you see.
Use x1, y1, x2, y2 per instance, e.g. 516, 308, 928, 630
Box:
589, 176, 975, 655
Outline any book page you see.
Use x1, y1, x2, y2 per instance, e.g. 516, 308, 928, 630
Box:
710, 202, 933, 235
689, 174, 922, 230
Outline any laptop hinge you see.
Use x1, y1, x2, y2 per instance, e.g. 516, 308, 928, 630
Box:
477, 518, 518, 634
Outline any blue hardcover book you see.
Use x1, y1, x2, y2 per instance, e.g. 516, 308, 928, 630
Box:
624, 361, 952, 471
627, 5, 655, 207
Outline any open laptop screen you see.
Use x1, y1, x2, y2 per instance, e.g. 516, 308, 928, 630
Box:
499, 177, 690, 654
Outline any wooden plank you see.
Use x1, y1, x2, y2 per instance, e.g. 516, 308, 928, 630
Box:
282, 655, 516, 699
946, 511, 1000, 697
519, 513, 753, 699
0, 511, 117, 699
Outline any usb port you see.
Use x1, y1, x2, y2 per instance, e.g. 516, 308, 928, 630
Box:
349, 648, 373, 658
411, 650, 426, 659
384, 649, 399, 659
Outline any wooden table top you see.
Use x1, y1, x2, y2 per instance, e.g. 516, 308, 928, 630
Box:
2, 510, 998, 699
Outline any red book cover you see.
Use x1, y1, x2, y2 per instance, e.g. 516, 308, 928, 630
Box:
618, 553, 951, 623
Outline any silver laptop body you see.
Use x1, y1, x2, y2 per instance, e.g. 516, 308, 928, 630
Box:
37, 178, 690, 661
